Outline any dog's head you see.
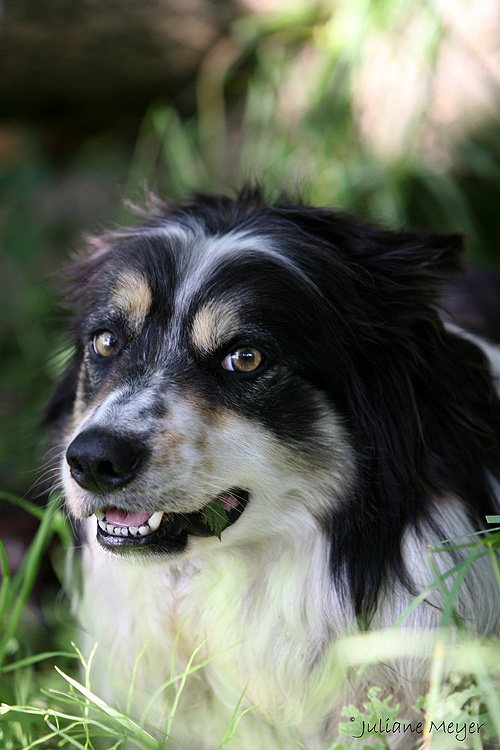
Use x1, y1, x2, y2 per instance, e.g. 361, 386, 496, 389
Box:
47, 191, 500, 612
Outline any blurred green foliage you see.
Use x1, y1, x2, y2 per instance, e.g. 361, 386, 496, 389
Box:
2, 0, 500, 496
127, 0, 500, 259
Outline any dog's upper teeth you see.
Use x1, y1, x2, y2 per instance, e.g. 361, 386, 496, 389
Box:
95, 510, 165, 538
147, 510, 163, 532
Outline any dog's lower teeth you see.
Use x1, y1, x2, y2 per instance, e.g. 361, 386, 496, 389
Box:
138, 525, 149, 536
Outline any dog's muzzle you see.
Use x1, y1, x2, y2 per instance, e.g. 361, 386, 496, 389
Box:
65, 428, 249, 555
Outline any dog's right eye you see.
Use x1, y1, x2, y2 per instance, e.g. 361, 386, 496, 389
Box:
91, 331, 120, 358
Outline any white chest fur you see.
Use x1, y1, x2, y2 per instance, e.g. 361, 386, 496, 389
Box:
78, 497, 500, 750
79, 524, 355, 749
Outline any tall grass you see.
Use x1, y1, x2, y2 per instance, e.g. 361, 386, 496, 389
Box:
1, 496, 500, 748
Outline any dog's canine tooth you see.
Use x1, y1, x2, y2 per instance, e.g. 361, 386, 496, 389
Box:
94, 510, 105, 521
98, 519, 107, 531
147, 511, 163, 532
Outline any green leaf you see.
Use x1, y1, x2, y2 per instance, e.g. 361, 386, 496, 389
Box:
204, 499, 229, 540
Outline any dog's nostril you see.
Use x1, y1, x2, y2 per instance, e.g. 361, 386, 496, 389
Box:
99, 460, 123, 479
66, 452, 85, 477
66, 429, 142, 494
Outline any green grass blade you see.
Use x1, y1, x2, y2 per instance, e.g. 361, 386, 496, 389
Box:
0, 494, 63, 666
54, 666, 160, 748
217, 685, 258, 750
0, 651, 79, 674
0, 541, 11, 627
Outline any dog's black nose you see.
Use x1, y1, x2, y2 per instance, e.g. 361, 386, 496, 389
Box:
66, 429, 142, 494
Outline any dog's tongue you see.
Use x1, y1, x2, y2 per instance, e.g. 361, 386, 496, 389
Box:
105, 508, 151, 527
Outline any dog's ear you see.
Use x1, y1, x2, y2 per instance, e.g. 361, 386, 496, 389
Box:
282, 204, 465, 294
274, 204, 466, 324
350, 226, 465, 299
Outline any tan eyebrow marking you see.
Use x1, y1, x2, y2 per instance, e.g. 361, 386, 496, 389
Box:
190, 300, 240, 355
111, 271, 152, 331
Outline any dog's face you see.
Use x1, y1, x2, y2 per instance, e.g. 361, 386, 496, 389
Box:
59, 208, 358, 559
51, 194, 478, 591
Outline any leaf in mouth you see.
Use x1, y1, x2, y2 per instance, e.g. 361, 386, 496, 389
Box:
203, 499, 229, 540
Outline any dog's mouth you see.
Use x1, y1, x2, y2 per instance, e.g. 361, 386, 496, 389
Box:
94, 488, 249, 555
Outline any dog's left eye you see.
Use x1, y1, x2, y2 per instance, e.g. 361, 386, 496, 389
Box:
222, 347, 263, 373
91, 331, 120, 358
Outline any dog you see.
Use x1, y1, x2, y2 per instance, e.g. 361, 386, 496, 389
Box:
47, 190, 500, 749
